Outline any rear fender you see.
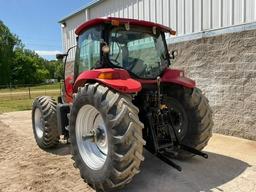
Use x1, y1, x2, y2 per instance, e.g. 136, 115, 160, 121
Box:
161, 68, 195, 88
74, 68, 142, 94
138, 68, 195, 88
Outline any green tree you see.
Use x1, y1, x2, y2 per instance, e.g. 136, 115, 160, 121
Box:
0, 20, 21, 85
11, 48, 49, 84
46, 60, 64, 81
45, 60, 56, 79
55, 61, 64, 81
0, 20, 62, 86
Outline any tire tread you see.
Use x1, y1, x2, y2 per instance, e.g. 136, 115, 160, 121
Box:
70, 83, 145, 191
32, 96, 59, 149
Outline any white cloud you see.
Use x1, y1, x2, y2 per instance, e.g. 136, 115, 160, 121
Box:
35, 50, 62, 56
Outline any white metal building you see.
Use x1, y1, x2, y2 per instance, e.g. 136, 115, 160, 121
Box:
59, 0, 256, 140
59, 0, 256, 61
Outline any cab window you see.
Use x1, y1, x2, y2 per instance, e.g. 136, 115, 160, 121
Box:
75, 26, 101, 74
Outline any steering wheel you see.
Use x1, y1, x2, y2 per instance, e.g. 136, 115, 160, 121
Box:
128, 58, 147, 76
110, 58, 121, 66
147, 66, 160, 77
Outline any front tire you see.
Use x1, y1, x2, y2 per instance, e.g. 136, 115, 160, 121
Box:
32, 96, 59, 149
70, 83, 145, 192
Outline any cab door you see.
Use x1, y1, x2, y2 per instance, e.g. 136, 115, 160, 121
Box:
74, 26, 102, 79
64, 55, 75, 103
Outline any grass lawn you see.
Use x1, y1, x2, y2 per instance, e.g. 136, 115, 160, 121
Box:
0, 99, 34, 113
0, 83, 62, 113
0, 83, 64, 113
30, 83, 62, 90
0, 83, 62, 93
0, 96, 60, 113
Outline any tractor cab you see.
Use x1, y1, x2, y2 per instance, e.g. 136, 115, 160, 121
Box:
74, 17, 174, 79
58, 17, 179, 102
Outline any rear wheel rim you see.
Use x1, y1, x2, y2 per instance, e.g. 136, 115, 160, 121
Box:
76, 105, 108, 170
34, 108, 44, 139
169, 104, 188, 140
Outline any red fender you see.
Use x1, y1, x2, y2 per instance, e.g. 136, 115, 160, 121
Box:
73, 68, 142, 94
161, 68, 196, 88
66, 68, 193, 103
138, 68, 195, 88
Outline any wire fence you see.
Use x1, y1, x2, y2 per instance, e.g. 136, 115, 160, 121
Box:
0, 83, 63, 101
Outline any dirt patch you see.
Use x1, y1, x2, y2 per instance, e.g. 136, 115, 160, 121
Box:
0, 111, 256, 192
0, 113, 94, 192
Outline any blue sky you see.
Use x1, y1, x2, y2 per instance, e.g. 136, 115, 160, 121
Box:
0, 0, 90, 60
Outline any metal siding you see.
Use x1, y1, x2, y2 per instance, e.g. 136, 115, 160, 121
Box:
133, 0, 138, 19
177, 0, 185, 34
169, 0, 177, 32
62, 0, 256, 60
162, 0, 169, 28
223, 0, 230, 27
138, 0, 143, 19
156, 0, 162, 24
150, 0, 156, 22
128, 0, 133, 18
246, 0, 255, 22
234, 0, 242, 25
144, 0, 150, 21
119, 1, 124, 18
193, 0, 202, 32
124, 1, 128, 18
212, 0, 220, 29
62, 11, 86, 61
185, 0, 193, 33
202, 0, 210, 30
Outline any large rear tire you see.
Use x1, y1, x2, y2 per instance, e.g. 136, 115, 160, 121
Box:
32, 96, 59, 149
69, 83, 145, 192
165, 87, 213, 159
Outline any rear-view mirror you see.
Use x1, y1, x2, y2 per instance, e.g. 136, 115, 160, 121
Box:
169, 50, 178, 59
56, 53, 68, 60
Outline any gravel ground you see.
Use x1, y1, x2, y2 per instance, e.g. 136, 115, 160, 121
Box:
0, 110, 255, 192
0, 111, 93, 192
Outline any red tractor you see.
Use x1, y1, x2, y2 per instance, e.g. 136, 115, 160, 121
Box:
32, 17, 213, 191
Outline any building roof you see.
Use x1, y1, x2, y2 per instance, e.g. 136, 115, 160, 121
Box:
75, 17, 176, 35
59, 0, 104, 23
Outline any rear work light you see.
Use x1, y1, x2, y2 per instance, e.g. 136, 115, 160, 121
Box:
111, 19, 120, 26
170, 30, 176, 35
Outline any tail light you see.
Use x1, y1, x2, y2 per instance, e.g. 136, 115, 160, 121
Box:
98, 72, 120, 79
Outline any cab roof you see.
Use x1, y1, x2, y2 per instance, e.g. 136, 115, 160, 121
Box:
75, 17, 176, 36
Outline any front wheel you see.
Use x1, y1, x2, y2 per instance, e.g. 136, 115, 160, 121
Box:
69, 83, 145, 192
32, 96, 59, 149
